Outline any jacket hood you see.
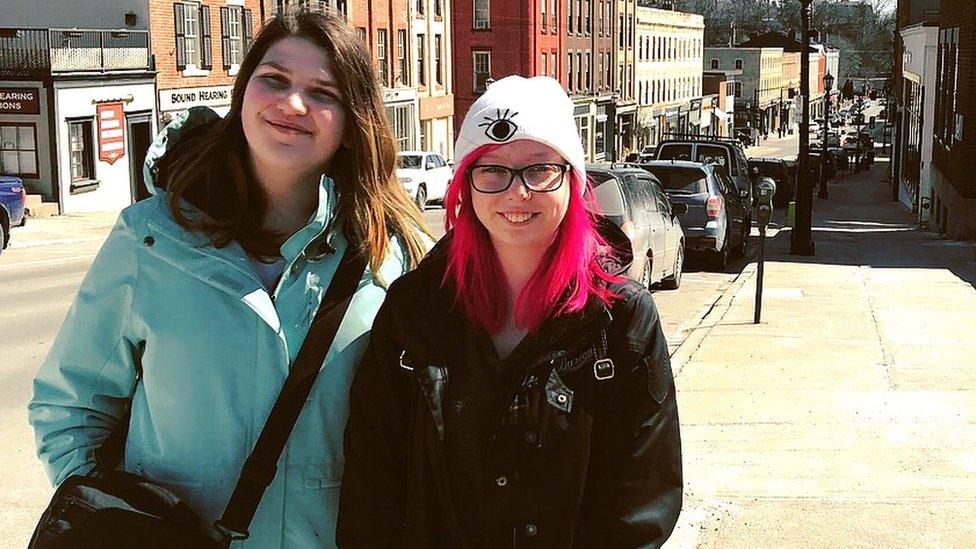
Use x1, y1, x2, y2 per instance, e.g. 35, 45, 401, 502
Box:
142, 106, 223, 197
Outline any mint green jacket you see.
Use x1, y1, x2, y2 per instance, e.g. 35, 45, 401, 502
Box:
28, 108, 421, 547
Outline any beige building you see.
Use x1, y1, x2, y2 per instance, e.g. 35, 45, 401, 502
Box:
411, 0, 454, 160
634, 6, 704, 147
705, 46, 783, 138
780, 51, 801, 132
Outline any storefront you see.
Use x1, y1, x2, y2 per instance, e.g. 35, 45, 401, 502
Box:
1, 78, 157, 213
573, 100, 596, 161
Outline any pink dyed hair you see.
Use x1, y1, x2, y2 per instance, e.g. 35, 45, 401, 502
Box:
443, 143, 621, 333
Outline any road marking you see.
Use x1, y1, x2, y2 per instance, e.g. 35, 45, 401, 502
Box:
8, 236, 108, 249
0, 254, 96, 270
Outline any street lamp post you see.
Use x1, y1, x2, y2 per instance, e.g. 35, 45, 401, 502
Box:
790, 0, 815, 256
818, 72, 834, 199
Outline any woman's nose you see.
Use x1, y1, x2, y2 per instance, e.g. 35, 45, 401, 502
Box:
505, 175, 532, 201
278, 91, 308, 116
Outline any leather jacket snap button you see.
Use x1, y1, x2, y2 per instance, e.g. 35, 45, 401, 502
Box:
524, 523, 538, 537
524, 430, 538, 444
495, 476, 508, 487
143, 236, 155, 247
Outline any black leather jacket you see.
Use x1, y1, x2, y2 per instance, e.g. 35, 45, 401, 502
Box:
337, 241, 682, 548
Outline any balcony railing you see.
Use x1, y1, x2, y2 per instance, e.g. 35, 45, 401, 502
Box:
275, 0, 348, 17
0, 27, 150, 78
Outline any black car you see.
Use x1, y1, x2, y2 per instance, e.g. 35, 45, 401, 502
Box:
640, 160, 751, 270
748, 158, 795, 207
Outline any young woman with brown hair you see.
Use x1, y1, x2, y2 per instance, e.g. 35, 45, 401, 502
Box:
29, 12, 428, 547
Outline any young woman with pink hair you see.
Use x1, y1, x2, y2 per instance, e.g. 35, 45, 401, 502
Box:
337, 76, 682, 548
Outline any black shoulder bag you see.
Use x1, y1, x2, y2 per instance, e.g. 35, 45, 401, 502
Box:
29, 247, 368, 548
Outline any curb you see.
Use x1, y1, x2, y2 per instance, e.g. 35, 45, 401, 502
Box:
669, 262, 757, 377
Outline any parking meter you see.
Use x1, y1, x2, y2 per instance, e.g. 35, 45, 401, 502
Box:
754, 178, 776, 324
755, 178, 776, 232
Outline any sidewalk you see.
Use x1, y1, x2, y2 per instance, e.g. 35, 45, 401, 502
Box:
8, 210, 118, 249
667, 159, 976, 547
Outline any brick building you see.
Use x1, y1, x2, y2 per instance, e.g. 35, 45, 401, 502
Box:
152, 0, 263, 127
929, 0, 975, 237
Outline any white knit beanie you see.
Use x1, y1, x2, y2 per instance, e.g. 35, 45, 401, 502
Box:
454, 75, 586, 195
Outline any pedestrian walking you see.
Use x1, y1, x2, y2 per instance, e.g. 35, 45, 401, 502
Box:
28, 12, 429, 548
337, 76, 683, 548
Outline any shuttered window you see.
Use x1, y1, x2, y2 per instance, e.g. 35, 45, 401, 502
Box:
221, 6, 245, 69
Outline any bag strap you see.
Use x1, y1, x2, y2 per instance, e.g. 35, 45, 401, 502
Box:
214, 245, 367, 542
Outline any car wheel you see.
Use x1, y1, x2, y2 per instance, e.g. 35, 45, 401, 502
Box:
0, 221, 6, 253
19, 214, 26, 227
660, 246, 683, 290
415, 185, 427, 211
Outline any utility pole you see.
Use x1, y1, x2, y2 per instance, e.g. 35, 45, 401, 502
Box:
791, 0, 816, 256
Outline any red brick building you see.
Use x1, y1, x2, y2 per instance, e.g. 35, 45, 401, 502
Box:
929, 0, 975, 237
151, 0, 263, 126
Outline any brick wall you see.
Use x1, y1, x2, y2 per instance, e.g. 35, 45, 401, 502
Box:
932, 0, 974, 200
150, 0, 265, 92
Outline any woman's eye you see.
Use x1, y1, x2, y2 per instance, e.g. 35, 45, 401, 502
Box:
310, 89, 338, 101
260, 74, 288, 87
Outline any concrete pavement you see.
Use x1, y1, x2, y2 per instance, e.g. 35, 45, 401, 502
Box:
666, 158, 976, 547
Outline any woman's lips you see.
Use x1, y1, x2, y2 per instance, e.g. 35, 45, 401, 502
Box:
265, 118, 312, 135
499, 212, 538, 224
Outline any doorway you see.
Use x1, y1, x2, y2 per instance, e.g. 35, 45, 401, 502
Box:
126, 113, 153, 202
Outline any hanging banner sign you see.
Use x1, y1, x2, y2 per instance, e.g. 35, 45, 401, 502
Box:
97, 102, 126, 164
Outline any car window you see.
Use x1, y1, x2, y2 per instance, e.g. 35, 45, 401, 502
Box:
657, 144, 693, 161
715, 168, 736, 199
626, 175, 657, 213
644, 179, 671, 215
695, 145, 731, 174
397, 154, 423, 169
590, 176, 626, 217
434, 155, 446, 168
645, 166, 709, 193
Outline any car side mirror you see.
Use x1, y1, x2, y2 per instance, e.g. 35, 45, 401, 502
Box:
671, 203, 689, 216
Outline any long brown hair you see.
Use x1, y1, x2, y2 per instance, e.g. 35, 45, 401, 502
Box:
156, 12, 429, 275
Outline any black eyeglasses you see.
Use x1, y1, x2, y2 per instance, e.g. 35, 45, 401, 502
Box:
466, 163, 570, 194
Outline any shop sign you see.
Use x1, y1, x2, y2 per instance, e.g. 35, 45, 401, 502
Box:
97, 102, 126, 164
0, 87, 40, 114
159, 86, 232, 111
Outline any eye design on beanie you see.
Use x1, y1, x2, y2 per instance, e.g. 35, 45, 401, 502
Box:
479, 109, 519, 142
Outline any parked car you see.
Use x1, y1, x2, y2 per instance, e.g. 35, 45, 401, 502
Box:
587, 165, 687, 289
748, 157, 795, 207
0, 174, 27, 255
639, 160, 751, 270
806, 149, 838, 180
654, 137, 756, 210
396, 151, 452, 209
733, 128, 753, 147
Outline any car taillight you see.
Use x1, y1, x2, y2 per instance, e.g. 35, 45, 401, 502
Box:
706, 195, 722, 218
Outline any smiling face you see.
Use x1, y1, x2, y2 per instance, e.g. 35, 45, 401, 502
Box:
469, 140, 571, 258
241, 36, 347, 182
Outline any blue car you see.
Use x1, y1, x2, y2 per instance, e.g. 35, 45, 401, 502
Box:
1, 174, 27, 254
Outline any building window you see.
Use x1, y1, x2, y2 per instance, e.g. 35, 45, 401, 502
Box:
473, 50, 491, 93
568, 52, 574, 91
577, 52, 583, 90
386, 103, 416, 151
377, 29, 389, 86
734, 81, 742, 97
568, 0, 574, 33
734, 58, 743, 70
541, 0, 547, 31
0, 124, 38, 178
175, 2, 214, 70
416, 0, 424, 16
434, 34, 443, 85
552, 0, 558, 31
68, 120, 94, 182
710, 58, 719, 69
474, 0, 489, 29
541, 52, 547, 77
618, 16, 623, 48
577, 0, 582, 34
219, 6, 251, 69
416, 34, 426, 86
356, 27, 367, 43
584, 0, 590, 34
585, 52, 591, 90
397, 30, 408, 85
935, 27, 960, 147
434, 0, 441, 17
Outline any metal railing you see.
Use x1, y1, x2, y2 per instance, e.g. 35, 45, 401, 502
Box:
0, 27, 150, 77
